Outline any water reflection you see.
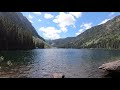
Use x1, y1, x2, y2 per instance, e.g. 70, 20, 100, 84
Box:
0, 50, 37, 77
0, 49, 120, 78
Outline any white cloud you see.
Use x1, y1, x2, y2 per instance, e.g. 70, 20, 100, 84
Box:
29, 20, 34, 23
39, 27, 61, 40
69, 12, 82, 18
80, 23, 92, 29
53, 12, 76, 32
75, 29, 84, 36
28, 14, 33, 19
99, 18, 110, 25
38, 19, 41, 22
75, 23, 92, 36
75, 33, 80, 36
109, 12, 115, 17
98, 12, 115, 25
44, 13, 54, 19
60, 27, 67, 32
33, 12, 41, 15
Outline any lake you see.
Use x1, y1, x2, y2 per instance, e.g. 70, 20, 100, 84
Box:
0, 49, 120, 78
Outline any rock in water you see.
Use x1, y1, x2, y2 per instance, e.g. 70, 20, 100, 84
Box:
7, 60, 13, 66
0, 56, 4, 62
99, 60, 120, 72
52, 73, 65, 78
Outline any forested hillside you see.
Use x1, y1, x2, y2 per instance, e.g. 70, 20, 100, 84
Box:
0, 12, 50, 50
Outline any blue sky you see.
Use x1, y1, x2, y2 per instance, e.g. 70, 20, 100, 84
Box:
21, 12, 120, 40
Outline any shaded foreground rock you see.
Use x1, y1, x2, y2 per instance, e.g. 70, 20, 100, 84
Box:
99, 60, 120, 78
99, 60, 120, 71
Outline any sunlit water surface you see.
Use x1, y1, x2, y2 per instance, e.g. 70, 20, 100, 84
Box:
0, 49, 120, 78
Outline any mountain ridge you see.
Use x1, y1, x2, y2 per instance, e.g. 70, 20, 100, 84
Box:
47, 15, 120, 49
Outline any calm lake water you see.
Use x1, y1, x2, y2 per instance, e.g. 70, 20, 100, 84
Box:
0, 49, 120, 78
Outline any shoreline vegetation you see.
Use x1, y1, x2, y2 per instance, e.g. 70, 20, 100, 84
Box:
50, 47, 120, 51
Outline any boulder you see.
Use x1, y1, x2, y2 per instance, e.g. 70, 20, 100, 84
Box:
99, 60, 120, 72
0, 56, 4, 62
7, 60, 13, 66
52, 73, 65, 78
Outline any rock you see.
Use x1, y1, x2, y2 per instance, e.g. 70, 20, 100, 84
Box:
52, 73, 65, 78
7, 60, 13, 66
99, 60, 120, 72
0, 56, 4, 62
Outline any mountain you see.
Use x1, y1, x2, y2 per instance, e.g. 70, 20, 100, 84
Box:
48, 15, 120, 49
46, 37, 75, 48
0, 12, 50, 50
